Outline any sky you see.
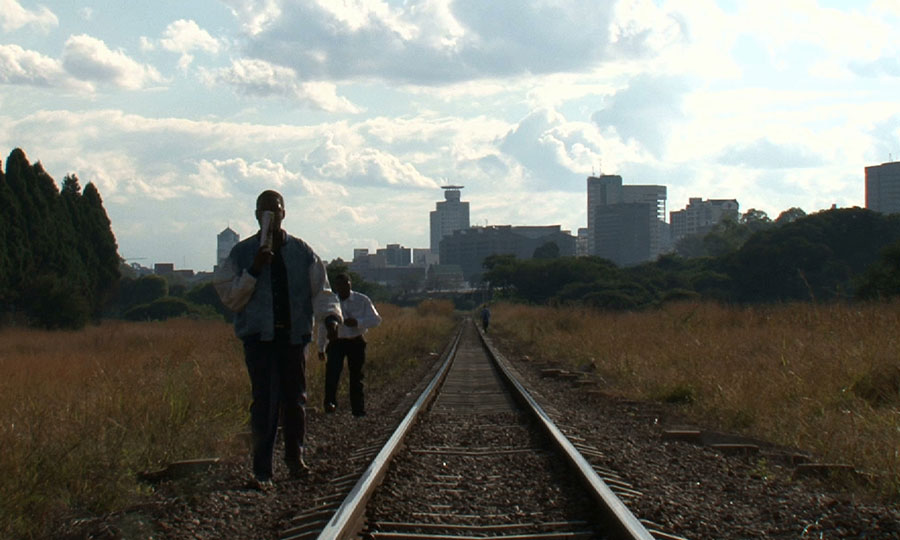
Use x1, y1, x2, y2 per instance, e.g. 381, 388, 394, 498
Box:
3, 0, 900, 271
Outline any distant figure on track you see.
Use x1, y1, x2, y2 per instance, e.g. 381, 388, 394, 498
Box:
318, 273, 382, 417
481, 304, 491, 332
214, 189, 342, 490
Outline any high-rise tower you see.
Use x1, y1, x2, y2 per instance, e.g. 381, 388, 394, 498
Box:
216, 227, 239, 271
430, 185, 470, 260
866, 161, 900, 215
586, 175, 666, 265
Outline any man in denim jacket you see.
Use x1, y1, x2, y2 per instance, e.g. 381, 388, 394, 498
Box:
215, 190, 341, 489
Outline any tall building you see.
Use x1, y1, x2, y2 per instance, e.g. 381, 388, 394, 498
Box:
430, 185, 470, 257
670, 198, 739, 242
216, 227, 240, 271
586, 175, 666, 265
865, 161, 900, 214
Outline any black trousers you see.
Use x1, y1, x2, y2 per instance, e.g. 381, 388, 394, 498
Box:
242, 331, 307, 480
324, 337, 366, 415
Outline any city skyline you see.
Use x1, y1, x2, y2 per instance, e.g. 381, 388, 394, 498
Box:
3, 1, 900, 271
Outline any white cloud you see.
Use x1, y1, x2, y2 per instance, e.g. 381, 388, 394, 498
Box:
210, 58, 361, 112
590, 74, 689, 158
149, 19, 222, 70
0, 0, 57, 32
0, 43, 88, 89
62, 34, 165, 90
228, 0, 679, 85
306, 134, 439, 189
336, 205, 379, 225
188, 157, 330, 198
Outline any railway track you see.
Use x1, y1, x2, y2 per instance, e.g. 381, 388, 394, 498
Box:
280, 319, 672, 540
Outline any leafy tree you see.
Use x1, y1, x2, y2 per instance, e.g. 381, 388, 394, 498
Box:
22, 274, 90, 329
775, 207, 807, 226
740, 208, 773, 232
123, 296, 201, 321
532, 241, 560, 259
185, 282, 231, 321
857, 240, 900, 300
0, 150, 120, 327
727, 208, 900, 301
129, 274, 169, 306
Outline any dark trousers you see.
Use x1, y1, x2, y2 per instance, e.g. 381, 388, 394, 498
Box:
242, 332, 307, 480
324, 337, 366, 415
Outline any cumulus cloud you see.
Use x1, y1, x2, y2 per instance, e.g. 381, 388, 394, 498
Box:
591, 74, 690, 157
142, 19, 222, 70
62, 34, 165, 89
306, 135, 438, 189
336, 205, 379, 225
226, 0, 679, 85
0, 0, 57, 32
209, 58, 361, 112
0, 43, 89, 90
499, 106, 644, 191
716, 138, 824, 169
188, 157, 331, 198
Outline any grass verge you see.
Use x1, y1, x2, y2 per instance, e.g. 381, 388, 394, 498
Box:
0, 300, 456, 539
489, 300, 900, 500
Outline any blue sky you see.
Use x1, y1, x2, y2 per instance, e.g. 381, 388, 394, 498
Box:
2, 0, 900, 271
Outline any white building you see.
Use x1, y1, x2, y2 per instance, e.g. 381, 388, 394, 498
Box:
429, 185, 470, 260
216, 227, 239, 271
669, 198, 740, 242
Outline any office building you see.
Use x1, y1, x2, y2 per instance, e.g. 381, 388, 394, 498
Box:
429, 185, 470, 258
586, 175, 666, 265
439, 225, 576, 284
412, 248, 439, 268
670, 198, 740, 242
377, 244, 411, 267
865, 161, 900, 214
216, 227, 240, 271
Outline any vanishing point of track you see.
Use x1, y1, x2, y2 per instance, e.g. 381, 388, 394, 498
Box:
280, 319, 672, 540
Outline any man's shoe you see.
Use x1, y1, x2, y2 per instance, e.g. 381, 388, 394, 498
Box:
250, 476, 273, 491
287, 460, 309, 478
287, 447, 310, 478
324, 402, 336, 414
352, 411, 366, 417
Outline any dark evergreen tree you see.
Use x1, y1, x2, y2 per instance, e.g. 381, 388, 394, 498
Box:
0, 149, 120, 328
79, 182, 120, 316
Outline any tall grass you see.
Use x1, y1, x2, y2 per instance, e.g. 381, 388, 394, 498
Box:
491, 301, 900, 499
0, 302, 456, 539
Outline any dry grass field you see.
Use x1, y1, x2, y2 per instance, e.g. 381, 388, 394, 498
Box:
490, 300, 900, 499
0, 300, 455, 539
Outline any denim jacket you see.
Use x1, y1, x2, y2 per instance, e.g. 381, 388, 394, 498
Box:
214, 231, 342, 349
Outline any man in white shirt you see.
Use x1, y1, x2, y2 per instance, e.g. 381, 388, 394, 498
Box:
318, 273, 382, 417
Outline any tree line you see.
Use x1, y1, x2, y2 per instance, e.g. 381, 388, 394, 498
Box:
484, 207, 900, 309
0, 149, 120, 328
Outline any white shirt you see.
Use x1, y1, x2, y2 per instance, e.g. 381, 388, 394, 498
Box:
316, 290, 382, 350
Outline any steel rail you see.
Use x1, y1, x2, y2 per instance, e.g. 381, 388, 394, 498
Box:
476, 324, 656, 540
314, 322, 464, 540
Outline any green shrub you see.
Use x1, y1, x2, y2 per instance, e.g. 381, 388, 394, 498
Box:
123, 297, 198, 321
